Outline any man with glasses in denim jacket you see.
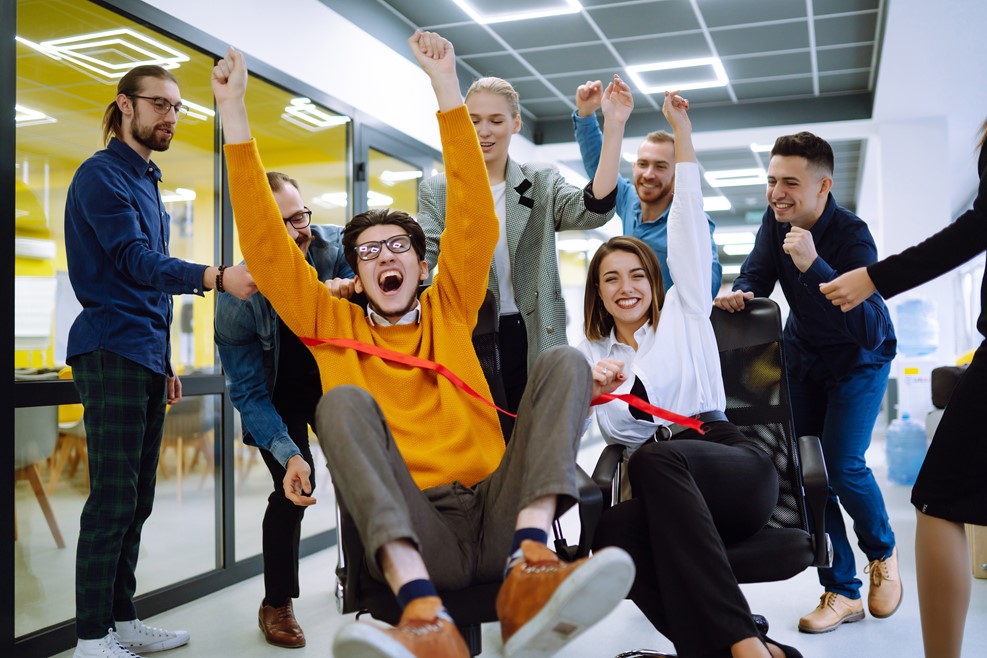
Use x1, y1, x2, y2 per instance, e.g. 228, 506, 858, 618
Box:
215, 171, 353, 648
66, 64, 257, 658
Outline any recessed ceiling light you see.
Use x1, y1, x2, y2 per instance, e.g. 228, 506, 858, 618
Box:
722, 243, 754, 256
282, 98, 349, 132
161, 188, 196, 203
703, 196, 731, 212
722, 264, 743, 275
380, 170, 423, 186
313, 191, 394, 209
704, 168, 766, 188
557, 237, 603, 253
621, 152, 637, 163
750, 142, 773, 153
181, 100, 215, 121
16, 30, 189, 81
626, 57, 728, 94
451, 0, 581, 25
15, 104, 57, 127
713, 231, 756, 246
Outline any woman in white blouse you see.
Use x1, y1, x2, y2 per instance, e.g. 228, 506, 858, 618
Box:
578, 92, 799, 658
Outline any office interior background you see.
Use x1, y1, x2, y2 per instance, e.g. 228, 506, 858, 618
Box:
4, 0, 986, 656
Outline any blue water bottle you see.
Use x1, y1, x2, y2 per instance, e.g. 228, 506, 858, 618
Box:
895, 299, 939, 356
886, 412, 928, 485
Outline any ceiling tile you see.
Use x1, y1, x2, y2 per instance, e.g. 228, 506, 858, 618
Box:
490, 13, 598, 50
519, 98, 573, 118
507, 78, 555, 103
814, 0, 881, 17
519, 44, 621, 77
815, 12, 879, 47
711, 22, 810, 57
461, 52, 533, 80
377, 0, 472, 26
732, 76, 815, 100
698, 0, 807, 28
426, 23, 505, 56
723, 52, 813, 81
613, 32, 712, 65
818, 70, 871, 93
586, 0, 700, 39
816, 44, 874, 72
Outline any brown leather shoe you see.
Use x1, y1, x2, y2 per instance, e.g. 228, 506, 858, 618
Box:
798, 592, 865, 633
332, 596, 468, 658
258, 600, 306, 648
865, 547, 903, 618
496, 540, 634, 657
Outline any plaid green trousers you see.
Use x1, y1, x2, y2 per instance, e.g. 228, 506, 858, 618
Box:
70, 350, 167, 639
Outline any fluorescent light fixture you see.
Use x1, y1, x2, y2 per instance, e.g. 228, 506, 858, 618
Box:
723, 243, 755, 256
750, 142, 773, 153
626, 57, 728, 94
17, 30, 189, 81
622, 152, 637, 164
15, 104, 57, 126
313, 191, 394, 209
557, 238, 602, 253
181, 99, 215, 121
451, 0, 581, 24
15, 237, 57, 259
282, 98, 350, 132
722, 264, 743, 275
161, 188, 196, 203
713, 231, 756, 246
704, 168, 766, 188
703, 196, 731, 212
380, 170, 423, 186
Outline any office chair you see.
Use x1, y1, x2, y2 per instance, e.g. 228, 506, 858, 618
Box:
333, 289, 602, 656
585, 298, 832, 657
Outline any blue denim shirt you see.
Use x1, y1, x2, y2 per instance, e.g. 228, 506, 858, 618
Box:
572, 111, 723, 298
65, 138, 210, 375
733, 194, 897, 382
214, 225, 352, 466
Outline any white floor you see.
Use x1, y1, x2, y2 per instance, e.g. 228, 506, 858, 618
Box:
49, 432, 987, 658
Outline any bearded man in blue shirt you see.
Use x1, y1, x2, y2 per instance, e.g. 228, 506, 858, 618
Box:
65, 64, 256, 658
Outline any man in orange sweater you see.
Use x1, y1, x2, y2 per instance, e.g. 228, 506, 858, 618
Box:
212, 31, 633, 658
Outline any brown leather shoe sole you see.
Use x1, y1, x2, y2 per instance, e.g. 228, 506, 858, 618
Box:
797, 610, 865, 634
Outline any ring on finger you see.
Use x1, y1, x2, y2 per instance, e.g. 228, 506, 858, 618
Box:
602, 367, 609, 376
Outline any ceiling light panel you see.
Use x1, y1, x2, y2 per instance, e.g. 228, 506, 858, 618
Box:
282, 98, 350, 132
15, 104, 57, 127
704, 168, 767, 188
626, 57, 728, 94
451, 0, 581, 25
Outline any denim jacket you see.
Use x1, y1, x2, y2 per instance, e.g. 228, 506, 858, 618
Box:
215, 225, 352, 466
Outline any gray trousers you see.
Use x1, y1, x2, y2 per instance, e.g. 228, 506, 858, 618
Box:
317, 346, 592, 590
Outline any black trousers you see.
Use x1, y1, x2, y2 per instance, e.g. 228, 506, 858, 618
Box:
592, 424, 778, 658
498, 313, 528, 414
260, 387, 319, 606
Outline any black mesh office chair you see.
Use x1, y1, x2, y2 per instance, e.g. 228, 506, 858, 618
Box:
587, 298, 832, 657
333, 289, 602, 656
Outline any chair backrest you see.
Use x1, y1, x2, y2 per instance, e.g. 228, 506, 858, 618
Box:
14, 405, 59, 471
710, 298, 808, 533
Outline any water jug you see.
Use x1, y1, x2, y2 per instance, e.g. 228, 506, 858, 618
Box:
886, 412, 928, 485
895, 299, 939, 356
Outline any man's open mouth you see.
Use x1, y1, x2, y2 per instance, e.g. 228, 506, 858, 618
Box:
379, 271, 403, 293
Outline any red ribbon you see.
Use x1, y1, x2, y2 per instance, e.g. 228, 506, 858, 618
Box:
299, 336, 704, 434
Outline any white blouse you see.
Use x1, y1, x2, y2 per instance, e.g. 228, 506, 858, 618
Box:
577, 163, 725, 451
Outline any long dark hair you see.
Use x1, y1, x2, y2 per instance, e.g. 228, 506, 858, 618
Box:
979, 116, 987, 149
101, 65, 179, 145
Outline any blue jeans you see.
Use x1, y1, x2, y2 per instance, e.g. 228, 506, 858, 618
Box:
789, 361, 895, 599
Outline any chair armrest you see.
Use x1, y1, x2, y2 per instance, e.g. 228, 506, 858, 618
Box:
591, 443, 626, 508
798, 434, 833, 568
553, 465, 603, 561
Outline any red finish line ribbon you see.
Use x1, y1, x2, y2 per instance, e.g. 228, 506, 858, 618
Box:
300, 336, 703, 433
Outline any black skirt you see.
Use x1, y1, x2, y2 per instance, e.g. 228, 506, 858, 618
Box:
911, 339, 987, 525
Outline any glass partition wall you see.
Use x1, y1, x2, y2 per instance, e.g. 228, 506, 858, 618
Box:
6, 1, 439, 655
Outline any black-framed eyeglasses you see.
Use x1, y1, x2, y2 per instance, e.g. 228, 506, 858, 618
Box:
129, 95, 189, 117
355, 234, 413, 261
283, 208, 313, 229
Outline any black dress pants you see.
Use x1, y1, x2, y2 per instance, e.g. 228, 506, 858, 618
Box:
592, 423, 778, 658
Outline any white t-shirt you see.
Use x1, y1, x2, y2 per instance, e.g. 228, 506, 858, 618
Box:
490, 181, 519, 315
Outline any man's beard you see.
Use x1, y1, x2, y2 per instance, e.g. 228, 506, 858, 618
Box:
131, 109, 173, 152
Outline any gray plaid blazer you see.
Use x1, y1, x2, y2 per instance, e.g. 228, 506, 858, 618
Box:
418, 157, 616, 369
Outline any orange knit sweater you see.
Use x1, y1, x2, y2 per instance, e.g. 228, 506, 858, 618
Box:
224, 106, 504, 490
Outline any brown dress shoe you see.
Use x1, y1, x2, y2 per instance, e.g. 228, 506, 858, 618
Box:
332, 596, 469, 658
258, 600, 306, 648
798, 592, 865, 633
496, 540, 634, 657
865, 547, 903, 618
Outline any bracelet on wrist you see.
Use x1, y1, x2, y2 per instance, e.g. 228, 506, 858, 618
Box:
216, 265, 227, 293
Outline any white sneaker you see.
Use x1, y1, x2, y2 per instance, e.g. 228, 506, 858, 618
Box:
73, 632, 143, 658
113, 619, 189, 653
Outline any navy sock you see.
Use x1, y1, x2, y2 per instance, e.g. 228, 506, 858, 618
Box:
396, 579, 438, 610
510, 527, 548, 554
